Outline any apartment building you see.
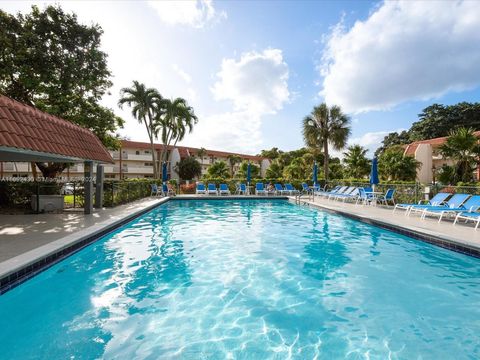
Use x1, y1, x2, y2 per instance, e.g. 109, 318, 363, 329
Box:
403, 131, 480, 183
0, 140, 271, 180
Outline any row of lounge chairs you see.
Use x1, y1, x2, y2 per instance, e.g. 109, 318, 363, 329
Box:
150, 184, 175, 197
195, 183, 302, 196
314, 185, 396, 206
393, 192, 480, 229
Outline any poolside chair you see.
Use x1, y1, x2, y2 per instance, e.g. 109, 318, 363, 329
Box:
150, 184, 160, 196
207, 183, 218, 195
255, 183, 266, 195
393, 192, 450, 214
421, 195, 480, 222
301, 183, 313, 194
319, 185, 345, 198
377, 189, 396, 206
323, 186, 355, 200
454, 211, 480, 230
334, 187, 359, 202
236, 183, 247, 195
410, 193, 469, 217
219, 183, 230, 195
274, 183, 288, 196
196, 183, 207, 195
162, 183, 176, 197
355, 187, 373, 205
284, 184, 299, 195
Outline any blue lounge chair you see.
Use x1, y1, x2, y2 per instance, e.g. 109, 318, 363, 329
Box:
393, 192, 450, 214
330, 186, 356, 200
150, 184, 160, 196
410, 193, 469, 217
421, 195, 480, 222
255, 183, 266, 195
196, 183, 207, 195
219, 183, 230, 195
236, 183, 247, 195
334, 187, 359, 202
274, 183, 287, 195
285, 183, 299, 195
454, 211, 480, 230
301, 183, 312, 194
377, 188, 395, 206
207, 183, 218, 195
162, 183, 175, 196
319, 185, 345, 198
355, 187, 374, 205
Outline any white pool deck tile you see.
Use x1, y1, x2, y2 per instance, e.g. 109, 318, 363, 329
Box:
1, 194, 479, 281
295, 195, 480, 252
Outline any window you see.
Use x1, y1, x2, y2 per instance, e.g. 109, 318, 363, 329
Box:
136, 151, 140, 155
144, 162, 153, 167
144, 175, 153, 178
145, 150, 151, 154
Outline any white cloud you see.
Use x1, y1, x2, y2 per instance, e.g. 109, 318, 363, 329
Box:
182, 48, 290, 153
212, 48, 290, 114
148, 0, 226, 28
348, 129, 406, 157
180, 111, 262, 153
172, 64, 192, 83
320, 0, 480, 113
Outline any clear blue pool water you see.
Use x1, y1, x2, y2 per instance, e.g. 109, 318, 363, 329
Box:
1, 199, 480, 359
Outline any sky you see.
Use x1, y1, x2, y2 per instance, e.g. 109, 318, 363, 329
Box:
3, 0, 480, 157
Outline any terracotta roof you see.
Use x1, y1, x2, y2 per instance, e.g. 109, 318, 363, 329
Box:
404, 131, 480, 156
120, 140, 267, 161
0, 95, 113, 163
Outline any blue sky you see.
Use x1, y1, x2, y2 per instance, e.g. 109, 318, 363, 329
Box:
3, 1, 480, 156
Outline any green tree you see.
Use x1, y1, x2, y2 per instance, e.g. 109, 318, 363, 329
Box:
439, 128, 480, 183
118, 81, 161, 178
375, 131, 411, 157
175, 157, 202, 180
207, 161, 229, 179
0, 5, 124, 177
410, 103, 480, 141
196, 148, 207, 160
343, 145, 371, 178
227, 155, 242, 177
258, 147, 282, 159
154, 97, 198, 163
302, 103, 351, 181
378, 147, 419, 181
237, 161, 260, 179
265, 161, 283, 178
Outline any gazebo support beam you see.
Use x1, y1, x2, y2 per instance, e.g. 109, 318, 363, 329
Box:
95, 164, 104, 208
84, 161, 94, 215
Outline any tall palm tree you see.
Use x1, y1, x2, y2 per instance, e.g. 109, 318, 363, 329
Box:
303, 104, 350, 181
439, 127, 480, 183
118, 81, 161, 178
154, 97, 198, 163
343, 145, 371, 178
227, 155, 242, 177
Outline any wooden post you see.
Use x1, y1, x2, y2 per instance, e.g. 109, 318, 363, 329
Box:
95, 164, 104, 208
84, 161, 94, 214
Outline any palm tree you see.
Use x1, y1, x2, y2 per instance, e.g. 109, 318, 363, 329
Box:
118, 81, 161, 178
439, 128, 480, 183
227, 155, 242, 177
207, 161, 230, 179
154, 97, 198, 163
378, 146, 419, 181
343, 145, 371, 178
302, 103, 350, 181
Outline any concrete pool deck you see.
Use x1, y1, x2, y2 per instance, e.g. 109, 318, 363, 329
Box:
294, 195, 480, 254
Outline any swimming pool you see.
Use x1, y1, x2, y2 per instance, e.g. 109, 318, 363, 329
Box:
0, 199, 479, 359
